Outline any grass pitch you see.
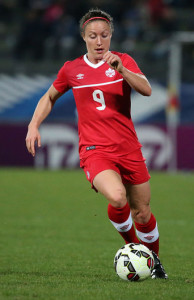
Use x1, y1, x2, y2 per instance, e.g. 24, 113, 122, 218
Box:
0, 168, 193, 300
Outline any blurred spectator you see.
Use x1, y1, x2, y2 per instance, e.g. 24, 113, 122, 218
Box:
0, 0, 16, 23
0, 0, 193, 65
20, 0, 52, 10
87, 0, 118, 19
45, 13, 78, 59
14, 8, 47, 60
142, 0, 178, 61
148, 0, 177, 33
43, 0, 77, 59
120, 0, 149, 52
43, 0, 65, 25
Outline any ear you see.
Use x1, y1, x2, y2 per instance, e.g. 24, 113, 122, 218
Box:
81, 32, 86, 41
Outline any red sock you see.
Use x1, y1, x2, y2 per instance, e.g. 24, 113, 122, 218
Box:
135, 213, 159, 255
108, 203, 139, 244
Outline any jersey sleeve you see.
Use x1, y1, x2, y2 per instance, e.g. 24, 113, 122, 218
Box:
53, 62, 71, 93
122, 53, 144, 75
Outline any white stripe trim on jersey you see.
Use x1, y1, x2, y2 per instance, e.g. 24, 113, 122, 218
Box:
72, 78, 123, 89
84, 54, 105, 68
136, 223, 159, 243
109, 212, 133, 233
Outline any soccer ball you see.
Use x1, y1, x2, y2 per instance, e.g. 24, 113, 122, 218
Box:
114, 243, 154, 281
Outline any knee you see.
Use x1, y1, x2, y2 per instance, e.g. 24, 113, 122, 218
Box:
132, 204, 151, 224
108, 188, 127, 208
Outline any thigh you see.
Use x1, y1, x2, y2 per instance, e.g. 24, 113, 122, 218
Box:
125, 181, 151, 222
93, 169, 127, 207
119, 150, 151, 185
81, 154, 120, 189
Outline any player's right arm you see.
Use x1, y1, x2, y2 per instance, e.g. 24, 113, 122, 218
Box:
26, 84, 63, 157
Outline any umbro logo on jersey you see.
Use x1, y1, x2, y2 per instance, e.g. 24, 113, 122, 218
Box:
76, 73, 84, 79
105, 68, 115, 77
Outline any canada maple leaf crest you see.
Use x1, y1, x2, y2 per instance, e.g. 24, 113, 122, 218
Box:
105, 68, 115, 77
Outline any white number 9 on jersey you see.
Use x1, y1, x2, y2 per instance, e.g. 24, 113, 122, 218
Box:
93, 90, 106, 111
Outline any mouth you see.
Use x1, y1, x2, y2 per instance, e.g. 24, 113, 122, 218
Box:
95, 48, 104, 54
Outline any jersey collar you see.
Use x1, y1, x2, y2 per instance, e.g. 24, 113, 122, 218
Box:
84, 54, 105, 69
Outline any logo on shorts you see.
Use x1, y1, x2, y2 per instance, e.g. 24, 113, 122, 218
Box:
86, 146, 96, 151
86, 171, 90, 179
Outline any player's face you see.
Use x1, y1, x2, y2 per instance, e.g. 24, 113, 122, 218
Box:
83, 21, 112, 64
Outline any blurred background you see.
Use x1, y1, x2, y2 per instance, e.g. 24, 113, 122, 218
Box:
0, 0, 194, 171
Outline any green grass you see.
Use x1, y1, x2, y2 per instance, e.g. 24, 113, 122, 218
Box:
0, 169, 193, 300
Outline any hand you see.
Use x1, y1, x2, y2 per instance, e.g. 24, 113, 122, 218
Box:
25, 125, 41, 157
103, 51, 124, 73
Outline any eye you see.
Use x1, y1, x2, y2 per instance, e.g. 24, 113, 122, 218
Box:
89, 34, 96, 39
102, 31, 109, 38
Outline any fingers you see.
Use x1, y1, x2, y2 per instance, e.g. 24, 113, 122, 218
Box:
30, 139, 36, 157
37, 134, 41, 148
110, 60, 119, 69
103, 51, 122, 71
25, 132, 41, 157
26, 137, 35, 157
103, 51, 116, 65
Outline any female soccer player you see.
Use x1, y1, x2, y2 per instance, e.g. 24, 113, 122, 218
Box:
26, 8, 168, 279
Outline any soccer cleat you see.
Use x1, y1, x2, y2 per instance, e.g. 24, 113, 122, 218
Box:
151, 251, 168, 279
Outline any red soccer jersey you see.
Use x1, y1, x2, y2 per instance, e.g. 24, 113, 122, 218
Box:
53, 51, 143, 159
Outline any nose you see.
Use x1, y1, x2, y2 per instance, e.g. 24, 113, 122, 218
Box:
97, 36, 102, 45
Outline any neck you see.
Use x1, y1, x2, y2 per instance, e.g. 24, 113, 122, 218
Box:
87, 53, 103, 64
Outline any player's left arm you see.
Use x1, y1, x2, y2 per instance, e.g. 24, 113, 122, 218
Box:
103, 52, 152, 97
